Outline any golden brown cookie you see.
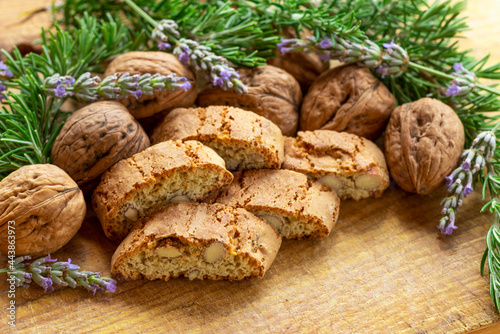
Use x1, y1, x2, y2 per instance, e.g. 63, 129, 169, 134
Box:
151, 106, 284, 171
111, 202, 282, 281
282, 130, 390, 200
92, 140, 233, 241
207, 169, 340, 239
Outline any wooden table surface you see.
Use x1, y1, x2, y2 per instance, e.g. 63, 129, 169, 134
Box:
2, 1, 500, 333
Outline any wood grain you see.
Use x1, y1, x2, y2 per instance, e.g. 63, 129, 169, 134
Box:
1, 1, 500, 333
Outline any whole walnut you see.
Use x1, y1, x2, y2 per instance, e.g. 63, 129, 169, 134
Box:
0, 164, 86, 257
268, 26, 329, 92
51, 101, 150, 194
197, 65, 302, 136
104, 51, 198, 119
384, 98, 465, 195
300, 65, 396, 140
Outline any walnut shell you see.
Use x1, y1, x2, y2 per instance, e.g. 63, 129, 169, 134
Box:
51, 101, 150, 194
0, 164, 86, 257
300, 64, 396, 140
104, 51, 198, 119
384, 98, 465, 195
197, 65, 302, 136
267, 27, 329, 92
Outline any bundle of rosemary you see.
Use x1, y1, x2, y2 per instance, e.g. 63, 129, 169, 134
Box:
2, 0, 500, 308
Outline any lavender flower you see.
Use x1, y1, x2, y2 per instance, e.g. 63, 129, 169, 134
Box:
171, 38, 247, 93
279, 35, 410, 78
438, 131, 497, 234
445, 62, 476, 97
277, 38, 306, 55
158, 42, 171, 51
44, 72, 191, 102
0, 61, 13, 78
0, 255, 117, 294
151, 19, 247, 94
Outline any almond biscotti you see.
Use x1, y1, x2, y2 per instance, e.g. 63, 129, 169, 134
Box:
282, 130, 390, 200
207, 169, 340, 239
150, 106, 284, 171
111, 202, 282, 281
92, 140, 233, 241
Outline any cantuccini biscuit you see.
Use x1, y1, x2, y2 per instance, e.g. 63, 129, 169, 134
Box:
282, 130, 390, 200
92, 140, 233, 241
207, 169, 340, 239
111, 202, 282, 281
150, 106, 284, 171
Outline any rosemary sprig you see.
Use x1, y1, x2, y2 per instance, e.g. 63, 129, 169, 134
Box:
0, 14, 141, 179
1, 255, 116, 294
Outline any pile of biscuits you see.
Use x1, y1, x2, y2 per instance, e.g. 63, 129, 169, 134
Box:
54, 51, 392, 282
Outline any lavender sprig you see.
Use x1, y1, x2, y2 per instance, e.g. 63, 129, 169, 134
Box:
152, 19, 247, 94
277, 36, 410, 78
0, 255, 116, 294
445, 63, 477, 97
43, 72, 191, 102
438, 131, 497, 234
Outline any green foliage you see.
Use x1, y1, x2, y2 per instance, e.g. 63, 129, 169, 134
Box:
0, 14, 142, 179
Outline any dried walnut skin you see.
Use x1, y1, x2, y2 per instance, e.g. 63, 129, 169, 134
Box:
104, 51, 198, 119
267, 27, 329, 92
0, 164, 86, 257
197, 65, 302, 136
300, 65, 396, 141
384, 98, 465, 195
51, 101, 150, 192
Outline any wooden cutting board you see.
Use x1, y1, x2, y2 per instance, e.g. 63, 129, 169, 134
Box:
2, 1, 500, 333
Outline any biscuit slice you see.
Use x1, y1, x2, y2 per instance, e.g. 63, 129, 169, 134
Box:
282, 130, 390, 200
111, 202, 282, 281
150, 106, 284, 171
92, 140, 233, 241
207, 170, 340, 239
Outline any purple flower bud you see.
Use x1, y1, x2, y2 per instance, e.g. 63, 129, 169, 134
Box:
158, 42, 171, 51
0, 61, 6, 70
55, 85, 66, 98
444, 176, 454, 187
219, 68, 231, 80
66, 258, 79, 270
213, 76, 224, 88
376, 64, 391, 79
45, 254, 57, 262
382, 39, 398, 49
0, 83, 6, 92
319, 38, 333, 49
179, 52, 190, 63
445, 84, 460, 97
4, 69, 13, 78
463, 185, 473, 197
105, 280, 117, 292
65, 77, 76, 86
461, 161, 471, 170
180, 81, 191, 92
444, 222, 458, 235
453, 62, 466, 72
133, 90, 143, 99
